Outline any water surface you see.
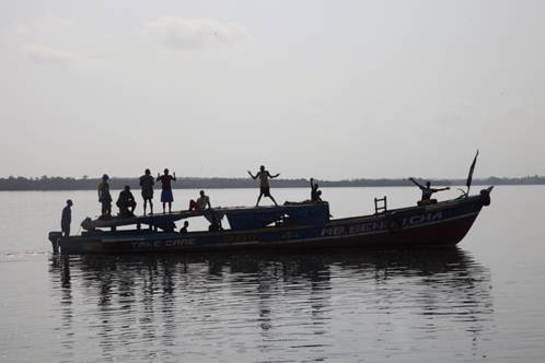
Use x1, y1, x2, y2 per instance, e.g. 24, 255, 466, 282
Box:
1, 187, 544, 362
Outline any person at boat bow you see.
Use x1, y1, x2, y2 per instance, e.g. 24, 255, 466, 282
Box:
139, 168, 155, 215
97, 174, 112, 218
116, 185, 137, 217
409, 177, 450, 205
248, 165, 280, 206
61, 199, 73, 237
157, 168, 176, 213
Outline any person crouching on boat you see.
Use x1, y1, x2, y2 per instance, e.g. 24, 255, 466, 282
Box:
189, 190, 212, 211
98, 174, 112, 218
248, 165, 280, 206
157, 168, 176, 214
139, 168, 155, 215
61, 199, 73, 237
117, 185, 137, 217
409, 177, 450, 205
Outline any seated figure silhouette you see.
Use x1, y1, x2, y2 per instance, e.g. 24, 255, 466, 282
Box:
409, 177, 450, 205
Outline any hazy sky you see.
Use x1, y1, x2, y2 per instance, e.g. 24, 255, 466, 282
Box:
1, 0, 544, 179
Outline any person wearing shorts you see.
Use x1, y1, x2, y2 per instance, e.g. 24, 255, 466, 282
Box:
157, 168, 176, 213
248, 165, 280, 206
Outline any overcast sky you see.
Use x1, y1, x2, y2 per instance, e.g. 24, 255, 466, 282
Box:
1, 0, 544, 180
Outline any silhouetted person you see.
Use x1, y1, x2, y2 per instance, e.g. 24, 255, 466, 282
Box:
248, 165, 280, 206
189, 190, 211, 211
117, 185, 137, 217
97, 174, 112, 218
139, 168, 155, 215
409, 177, 450, 204
310, 178, 322, 202
179, 221, 189, 233
61, 199, 73, 237
157, 168, 176, 213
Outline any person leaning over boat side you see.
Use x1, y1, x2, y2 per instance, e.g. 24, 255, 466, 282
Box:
248, 165, 280, 206
97, 174, 112, 218
310, 178, 322, 202
408, 177, 450, 205
157, 168, 176, 214
116, 185, 137, 217
189, 190, 212, 211
61, 199, 73, 237
139, 168, 155, 215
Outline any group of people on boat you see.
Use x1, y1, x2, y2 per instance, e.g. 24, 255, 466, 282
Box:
94, 165, 317, 221
60, 163, 451, 238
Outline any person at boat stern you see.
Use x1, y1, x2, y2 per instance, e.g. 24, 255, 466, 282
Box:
157, 168, 176, 213
61, 199, 73, 237
139, 168, 155, 215
97, 174, 112, 218
117, 185, 137, 217
248, 165, 280, 206
409, 177, 450, 205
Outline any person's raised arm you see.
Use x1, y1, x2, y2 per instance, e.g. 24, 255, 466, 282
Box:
310, 177, 315, 188
173, 172, 176, 181
270, 172, 280, 179
247, 170, 257, 179
408, 177, 424, 189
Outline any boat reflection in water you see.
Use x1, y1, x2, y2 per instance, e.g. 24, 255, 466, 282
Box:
49, 248, 494, 362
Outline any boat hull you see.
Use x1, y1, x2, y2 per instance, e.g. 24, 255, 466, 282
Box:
51, 191, 491, 254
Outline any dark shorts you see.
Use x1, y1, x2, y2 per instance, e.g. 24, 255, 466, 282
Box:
260, 186, 271, 197
142, 190, 153, 200
161, 190, 173, 203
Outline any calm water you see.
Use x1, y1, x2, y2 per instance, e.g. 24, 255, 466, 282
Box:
1, 187, 544, 362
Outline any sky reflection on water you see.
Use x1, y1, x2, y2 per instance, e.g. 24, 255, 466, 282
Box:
47, 248, 493, 362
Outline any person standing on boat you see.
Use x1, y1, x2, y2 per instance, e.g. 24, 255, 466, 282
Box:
61, 199, 73, 237
189, 190, 212, 211
139, 169, 155, 215
409, 177, 450, 204
97, 174, 112, 218
248, 165, 280, 206
157, 168, 176, 213
116, 185, 137, 217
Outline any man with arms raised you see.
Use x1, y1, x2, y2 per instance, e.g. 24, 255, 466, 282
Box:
248, 165, 280, 206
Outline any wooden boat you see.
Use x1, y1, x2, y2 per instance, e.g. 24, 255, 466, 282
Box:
48, 187, 493, 254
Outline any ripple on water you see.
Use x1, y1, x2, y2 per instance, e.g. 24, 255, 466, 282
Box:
38, 248, 497, 362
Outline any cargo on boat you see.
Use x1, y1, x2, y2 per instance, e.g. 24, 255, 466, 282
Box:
48, 187, 493, 254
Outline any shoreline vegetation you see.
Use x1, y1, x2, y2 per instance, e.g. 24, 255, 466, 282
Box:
0, 175, 544, 191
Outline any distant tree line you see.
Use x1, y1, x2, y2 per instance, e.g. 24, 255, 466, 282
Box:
0, 175, 544, 191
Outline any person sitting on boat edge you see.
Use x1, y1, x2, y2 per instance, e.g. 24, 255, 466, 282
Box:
408, 177, 450, 205
189, 190, 212, 211
97, 174, 112, 218
139, 168, 155, 215
157, 168, 176, 214
117, 185, 137, 217
310, 178, 322, 202
248, 165, 280, 206
61, 199, 73, 237
179, 221, 189, 233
